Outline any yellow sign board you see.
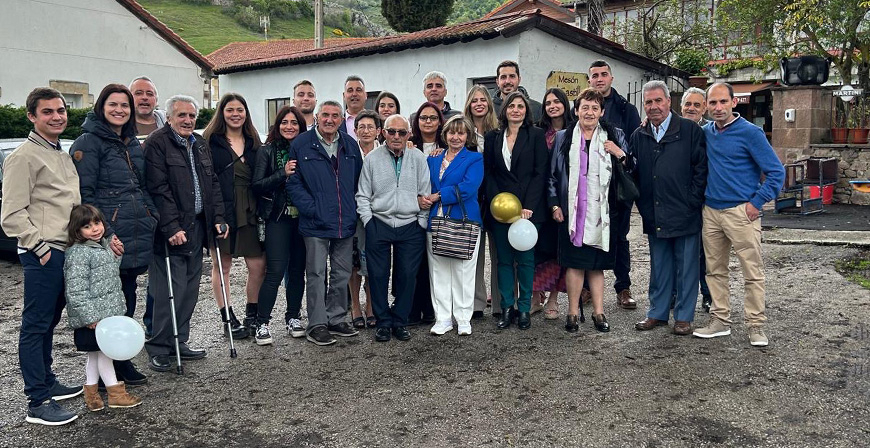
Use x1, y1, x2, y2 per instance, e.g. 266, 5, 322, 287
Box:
545, 71, 589, 99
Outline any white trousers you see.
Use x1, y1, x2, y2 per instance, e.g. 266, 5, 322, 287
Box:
427, 232, 480, 324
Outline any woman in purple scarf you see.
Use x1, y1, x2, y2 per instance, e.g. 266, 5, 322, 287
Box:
547, 88, 630, 333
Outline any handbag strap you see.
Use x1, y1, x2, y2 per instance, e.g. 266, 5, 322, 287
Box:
444, 185, 469, 221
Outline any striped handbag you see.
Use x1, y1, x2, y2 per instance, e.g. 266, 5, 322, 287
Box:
430, 186, 480, 260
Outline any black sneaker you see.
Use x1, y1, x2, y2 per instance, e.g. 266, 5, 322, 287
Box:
25, 399, 77, 426
327, 322, 359, 337
255, 323, 273, 346
286, 318, 306, 338
306, 326, 336, 346
49, 382, 83, 401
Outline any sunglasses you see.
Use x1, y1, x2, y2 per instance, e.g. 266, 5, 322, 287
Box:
384, 129, 409, 137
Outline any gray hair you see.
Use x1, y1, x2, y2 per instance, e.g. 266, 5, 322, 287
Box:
165, 95, 199, 117
423, 71, 447, 87
345, 75, 365, 88
681, 87, 706, 105
642, 80, 670, 99
317, 100, 343, 115
129, 76, 158, 97
383, 114, 410, 130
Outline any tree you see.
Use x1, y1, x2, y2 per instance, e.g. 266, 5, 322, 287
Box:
620, 0, 715, 67
381, 0, 455, 32
719, 0, 870, 92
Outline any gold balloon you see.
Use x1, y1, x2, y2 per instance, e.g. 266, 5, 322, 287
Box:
490, 192, 522, 224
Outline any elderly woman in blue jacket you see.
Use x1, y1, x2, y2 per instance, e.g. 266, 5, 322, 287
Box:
425, 116, 484, 336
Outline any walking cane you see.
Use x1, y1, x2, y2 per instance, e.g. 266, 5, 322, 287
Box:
214, 224, 237, 358
164, 242, 184, 375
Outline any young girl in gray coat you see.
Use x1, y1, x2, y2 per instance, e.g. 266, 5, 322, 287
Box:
64, 204, 142, 411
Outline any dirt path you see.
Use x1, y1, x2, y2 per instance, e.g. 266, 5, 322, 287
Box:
0, 215, 868, 447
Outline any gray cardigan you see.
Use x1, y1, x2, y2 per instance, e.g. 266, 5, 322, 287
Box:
356, 145, 431, 229
64, 238, 126, 329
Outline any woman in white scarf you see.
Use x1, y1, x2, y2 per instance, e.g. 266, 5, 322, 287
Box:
547, 88, 629, 333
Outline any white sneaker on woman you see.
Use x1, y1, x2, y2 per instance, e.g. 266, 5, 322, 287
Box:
457, 322, 472, 336
430, 321, 453, 335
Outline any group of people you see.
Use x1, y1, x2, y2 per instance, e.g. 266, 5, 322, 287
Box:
2, 58, 785, 426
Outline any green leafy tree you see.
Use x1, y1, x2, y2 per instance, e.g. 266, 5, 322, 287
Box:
620, 0, 715, 66
448, 0, 505, 24
719, 0, 869, 92
381, 0, 455, 32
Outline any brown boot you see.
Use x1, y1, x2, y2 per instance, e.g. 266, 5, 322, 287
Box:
106, 382, 142, 408
83, 384, 104, 412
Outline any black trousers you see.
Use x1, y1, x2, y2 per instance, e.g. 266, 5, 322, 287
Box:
365, 219, 425, 328
119, 265, 148, 318
257, 215, 306, 323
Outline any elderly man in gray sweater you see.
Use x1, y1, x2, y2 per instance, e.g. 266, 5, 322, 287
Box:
357, 114, 432, 342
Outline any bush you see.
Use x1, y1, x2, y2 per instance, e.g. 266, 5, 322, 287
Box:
0, 105, 89, 139
674, 49, 711, 76
196, 108, 216, 129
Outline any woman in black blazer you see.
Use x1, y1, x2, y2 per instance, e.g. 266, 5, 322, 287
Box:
483, 92, 549, 330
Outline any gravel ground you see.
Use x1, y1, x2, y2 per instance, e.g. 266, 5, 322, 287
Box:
0, 213, 868, 448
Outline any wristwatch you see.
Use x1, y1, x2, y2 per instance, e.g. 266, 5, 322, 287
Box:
551, 205, 559, 213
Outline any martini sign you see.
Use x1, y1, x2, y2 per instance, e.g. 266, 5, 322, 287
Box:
833, 85, 864, 102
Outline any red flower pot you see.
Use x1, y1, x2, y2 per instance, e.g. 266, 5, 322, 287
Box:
849, 128, 869, 144
831, 127, 848, 143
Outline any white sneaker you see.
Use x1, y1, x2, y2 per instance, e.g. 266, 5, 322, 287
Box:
430, 321, 453, 335
457, 322, 472, 336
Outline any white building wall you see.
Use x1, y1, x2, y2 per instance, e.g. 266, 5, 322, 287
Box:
0, 0, 205, 108
220, 38, 521, 132
518, 29, 654, 109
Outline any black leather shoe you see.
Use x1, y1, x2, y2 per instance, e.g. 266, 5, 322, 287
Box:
149, 355, 172, 372
392, 326, 412, 341
497, 307, 515, 329
701, 294, 712, 313
517, 311, 531, 330
170, 343, 207, 360
471, 311, 484, 320
565, 315, 580, 333
592, 314, 610, 333
375, 327, 391, 342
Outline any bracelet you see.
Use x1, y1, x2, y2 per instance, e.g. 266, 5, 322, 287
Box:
551, 205, 559, 212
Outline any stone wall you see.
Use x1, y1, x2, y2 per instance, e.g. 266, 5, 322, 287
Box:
770, 85, 834, 161
782, 144, 870, 205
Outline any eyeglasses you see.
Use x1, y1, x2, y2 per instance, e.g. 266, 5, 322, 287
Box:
384, 129, 409, 137
419, 115, 440, 123
356, 125, 378, 131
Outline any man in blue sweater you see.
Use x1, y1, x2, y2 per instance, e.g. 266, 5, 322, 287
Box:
692, 83, 785, 347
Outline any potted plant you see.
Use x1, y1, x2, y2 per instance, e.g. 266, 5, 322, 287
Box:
848, 100, 869, 144
832, 107, 848, 143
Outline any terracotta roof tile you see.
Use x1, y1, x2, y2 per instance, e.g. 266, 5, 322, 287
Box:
208, 38, 374, 68
483, 0, 571, 19
213, 9, 687, 79
115, 0, 212, 71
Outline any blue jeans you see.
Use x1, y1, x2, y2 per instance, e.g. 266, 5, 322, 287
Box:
647, 233, 700, 323
19, 249, 66, 407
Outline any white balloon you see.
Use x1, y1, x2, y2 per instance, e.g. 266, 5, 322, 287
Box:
95, 316, 146, 361
508, 218, 538, 251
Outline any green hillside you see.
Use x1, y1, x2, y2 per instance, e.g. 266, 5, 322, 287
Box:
138, 0, 509, 56
138, 0, 315, 54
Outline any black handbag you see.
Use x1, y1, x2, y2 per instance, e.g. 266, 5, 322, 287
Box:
430, 186, 480, 260
614, 159, 639, 203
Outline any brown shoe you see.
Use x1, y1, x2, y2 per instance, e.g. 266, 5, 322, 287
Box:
106, 382, 142, 408
83, 384, 104, 412
673, 321, 692, 336
635, 317, 667, 331
616, 289, 637, 309
580, 288, 591, 306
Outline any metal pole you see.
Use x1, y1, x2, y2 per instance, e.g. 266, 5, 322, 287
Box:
314, 0, 323, 49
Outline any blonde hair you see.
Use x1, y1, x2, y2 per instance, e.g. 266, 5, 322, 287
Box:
463, 85, 498, 135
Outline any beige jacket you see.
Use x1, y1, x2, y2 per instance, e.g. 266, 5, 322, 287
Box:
1, 131, 80, 256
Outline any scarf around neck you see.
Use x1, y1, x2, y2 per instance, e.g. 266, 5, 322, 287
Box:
568, 123, 612, 250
